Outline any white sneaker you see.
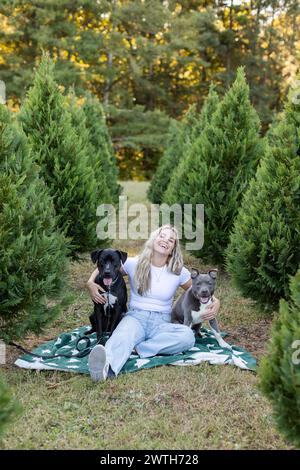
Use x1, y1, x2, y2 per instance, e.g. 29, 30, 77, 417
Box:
88, 344, 109, 382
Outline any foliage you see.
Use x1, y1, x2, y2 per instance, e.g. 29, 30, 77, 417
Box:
1, 1, 299, 178
19, 54, 100, 254
259, 267, 300, 447
0, 376, 21, 440
165, 67, 263, 263
226, 78, 300, 308
0, 103, 70, 341
82, 92, 121, 203
66, 89, 112, 207
148, 85, 219, 204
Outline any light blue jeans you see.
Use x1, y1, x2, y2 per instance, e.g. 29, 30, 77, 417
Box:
105, 309, 195, 376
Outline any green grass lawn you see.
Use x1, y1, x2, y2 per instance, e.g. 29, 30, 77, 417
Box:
0, 182, 292, 450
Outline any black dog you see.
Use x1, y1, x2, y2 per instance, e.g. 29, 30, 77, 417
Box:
87, 248, 128, 343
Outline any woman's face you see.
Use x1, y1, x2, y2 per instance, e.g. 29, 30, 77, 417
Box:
153, 228, 176, 257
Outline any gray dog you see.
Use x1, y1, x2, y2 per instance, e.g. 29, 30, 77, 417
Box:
171, 268, 232, 350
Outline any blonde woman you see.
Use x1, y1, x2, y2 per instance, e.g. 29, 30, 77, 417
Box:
86, 225, 220, 381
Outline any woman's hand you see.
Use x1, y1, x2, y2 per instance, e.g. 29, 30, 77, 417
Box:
200, 296, 220, 321
87, 281, 106, 304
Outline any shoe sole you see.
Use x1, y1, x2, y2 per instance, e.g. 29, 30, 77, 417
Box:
88, 345, 107, 382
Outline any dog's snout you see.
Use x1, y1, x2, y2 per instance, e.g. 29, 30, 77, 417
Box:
103, 263, 112, 275
201, 290, 210, 296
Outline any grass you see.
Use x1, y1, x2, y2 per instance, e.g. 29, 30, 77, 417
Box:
0, 181, 292, 450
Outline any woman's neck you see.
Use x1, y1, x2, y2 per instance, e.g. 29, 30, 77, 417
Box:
151, 252, 168, 267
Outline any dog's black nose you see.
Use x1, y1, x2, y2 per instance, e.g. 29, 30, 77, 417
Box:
200, 291, 209, 297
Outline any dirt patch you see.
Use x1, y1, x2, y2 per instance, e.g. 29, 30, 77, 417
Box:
225, 318, 272, 360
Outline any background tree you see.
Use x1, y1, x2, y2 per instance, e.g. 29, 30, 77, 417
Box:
19, 54, 101, 254
0, 103, 70, 341
259, 267, 300, 447
148, 84, 219, 204
147, 118, 182, 204
165, 67, 263, 264
66, 89, 112, 206
1, 1, 299, 179
82, 91, 121, 203
226, 79, 300, 307
0, 0, 87, 99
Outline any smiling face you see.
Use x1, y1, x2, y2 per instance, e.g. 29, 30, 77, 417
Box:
153, 227, 176, 258
191, 272, 216, 304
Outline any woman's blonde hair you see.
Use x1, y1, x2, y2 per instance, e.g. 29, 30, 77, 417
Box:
134, 224, 184, 295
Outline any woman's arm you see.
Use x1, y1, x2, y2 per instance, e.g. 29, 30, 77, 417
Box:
87, 267, 99, 284
86, 268, 106, 304
180, 279, 192, 291
179, 278, 220, 320
201, 296, 220, 320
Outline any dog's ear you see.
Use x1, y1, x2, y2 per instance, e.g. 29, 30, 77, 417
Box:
116, 250, 128, 265
209, 269, 218, 279
91, 249, 102, 264
191, 267, 199, 279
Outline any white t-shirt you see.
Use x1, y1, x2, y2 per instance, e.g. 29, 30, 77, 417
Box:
122, 256, 191, 314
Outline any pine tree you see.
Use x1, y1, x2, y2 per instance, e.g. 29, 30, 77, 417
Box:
0, 377, 20, 439
226, 87, 300, 307
66, 89, 112, 206
19, 54, 100, 254
165, 68, 263, 263
189, 85, 220, 143
1, 0, 299, 150
148, 86, 220, 205
259, 267, 300, 446
82, 92, 121, 205
147, 104, 200, 204
163, 84, 220, 206
147, 118, 182, 204
0, 0, 93, 99
0, 104, 69, 341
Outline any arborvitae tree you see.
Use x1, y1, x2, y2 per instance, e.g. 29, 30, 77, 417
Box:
19, 54, 100, 254
66, 90, 111, 206
0, 104, 69, 341
161, 84, 220, 206
259, 267, 300, 447
148, 87, 220, 204
165, 67, 263, 263
189, 85, 220, 143
226, 87, 300, 307
82, 92, 121, 205
147, 104, 198, 204
0, 376, 20, 440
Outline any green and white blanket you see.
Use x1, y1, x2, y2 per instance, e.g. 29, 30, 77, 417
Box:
15, 325, 256, 374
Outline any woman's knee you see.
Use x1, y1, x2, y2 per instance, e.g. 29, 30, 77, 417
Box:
159, 323, 195, 350
178, 325, 195, 349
